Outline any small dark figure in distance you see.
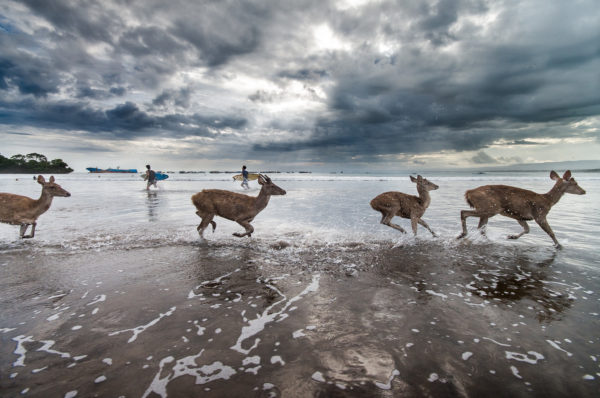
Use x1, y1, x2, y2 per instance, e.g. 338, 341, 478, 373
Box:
241, 165, 249, 190
145, 164, 157, 190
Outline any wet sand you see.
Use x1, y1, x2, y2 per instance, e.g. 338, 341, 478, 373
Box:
1, 241, 599, 397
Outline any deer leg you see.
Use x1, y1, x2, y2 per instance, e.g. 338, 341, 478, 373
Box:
19, 224, 30, 238
380, 212, 406, 233
233, 220, 254, 238
418, 219, 436, 237
196, 214, 214, 238
477, 217, 489, 236
28, 222, 36, 238
535, 217, 561, 248
410, 217, 419, 235
195, 211, 215, 234
508, 220, 529, 240
458, 210, 479, 238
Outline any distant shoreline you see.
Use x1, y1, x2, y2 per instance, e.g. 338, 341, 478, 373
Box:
0, 153, 73, 174
0, 169, 73, 174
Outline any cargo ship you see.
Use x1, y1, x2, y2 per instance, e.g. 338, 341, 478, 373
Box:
86, 167, 138, 173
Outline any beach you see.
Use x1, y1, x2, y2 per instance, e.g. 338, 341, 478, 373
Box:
1, 172, 599, 397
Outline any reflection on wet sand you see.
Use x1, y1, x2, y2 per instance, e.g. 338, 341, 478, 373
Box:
146, 191, 159, 222
466, 250, 575, 322
1, 242, 598, 397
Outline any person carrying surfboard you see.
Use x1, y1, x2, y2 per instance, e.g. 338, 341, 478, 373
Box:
241, 165, 249, 190
145, 164, 157, 190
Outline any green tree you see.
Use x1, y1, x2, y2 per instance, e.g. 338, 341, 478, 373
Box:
26, 153, 48, 163
1, 152, 73, 173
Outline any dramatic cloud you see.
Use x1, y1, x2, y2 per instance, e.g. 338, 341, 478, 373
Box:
0, 0, 598, 170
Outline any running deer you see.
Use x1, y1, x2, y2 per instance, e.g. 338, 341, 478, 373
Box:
457, 170, 585, 248
0, 175, 71, 238
191, 174, 286, 238
370, 175, 439, 236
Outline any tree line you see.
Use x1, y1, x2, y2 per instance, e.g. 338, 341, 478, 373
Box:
0, 153, 73, 173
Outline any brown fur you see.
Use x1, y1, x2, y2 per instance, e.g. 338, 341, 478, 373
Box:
457, 170, 585, 248
191, 174, 286, 238
0, 175, 71, 238
370, 175, 439, 236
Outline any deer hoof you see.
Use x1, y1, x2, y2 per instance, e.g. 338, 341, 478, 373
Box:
507, 235, 519, 240
233, 232, 244, 238
456, 233, 466, 239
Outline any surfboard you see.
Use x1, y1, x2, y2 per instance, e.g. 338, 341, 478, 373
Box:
232, 173, 260, 181
141, 172, 169, 181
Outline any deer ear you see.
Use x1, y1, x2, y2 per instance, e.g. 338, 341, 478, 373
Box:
49, 176, 55, 183
37, 175, 45, 184
258, 175, 265, 185
410, 175, 417, 183
550, 170, 560, 181
562, 170, 571, 181
417, 175, 423, 181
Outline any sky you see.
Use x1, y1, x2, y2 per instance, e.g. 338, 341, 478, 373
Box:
1, 0, 599, 172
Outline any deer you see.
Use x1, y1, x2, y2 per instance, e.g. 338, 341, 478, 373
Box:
457, 170, 585, 248
370, 175, 439, 236
0, 175, 71, 238
191, 174, 286, 239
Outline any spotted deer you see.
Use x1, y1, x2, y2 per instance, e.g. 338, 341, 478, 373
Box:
0, 175, 71, 238
370, 175, 439, 236
457, 170, 585, 248
191, 174, 286, 238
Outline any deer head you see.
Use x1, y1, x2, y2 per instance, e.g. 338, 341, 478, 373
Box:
38, 175, 71, 197
410, 175, 439, 192
550, 170, 585, 195
258, 174, 286, 196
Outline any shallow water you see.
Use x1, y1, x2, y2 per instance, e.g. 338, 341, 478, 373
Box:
0, 171, 598, 251
1, 171, 599, 396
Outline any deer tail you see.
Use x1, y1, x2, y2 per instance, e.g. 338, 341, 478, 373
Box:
464, 190, 475, 208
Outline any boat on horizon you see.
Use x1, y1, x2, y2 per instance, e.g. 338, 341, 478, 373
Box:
86, 167, 138, 173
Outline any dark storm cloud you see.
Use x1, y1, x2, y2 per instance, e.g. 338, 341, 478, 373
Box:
248, 90, 276, 103
118, 26, 186, 57
152, 88, 192, 109
0, 99, 246, 139
1, 0, 599, 166
278, 69, 329, 81
21, 0, 121, 43
505, 140, 542, 146
255, 4, 600, 160
6, 131, 32, 136
75, 85, 128, 100
169, 1, 268, 67
253, 121, 497, 161
418, 0, 461, 45
0, 55, 62, 97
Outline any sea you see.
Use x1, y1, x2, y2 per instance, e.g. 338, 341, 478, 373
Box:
1, 170, 599, 397
0, 170, 598, 251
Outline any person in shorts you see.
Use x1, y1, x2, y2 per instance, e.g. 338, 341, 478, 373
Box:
145, 164, 157, 190
241, 165, 249, 190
